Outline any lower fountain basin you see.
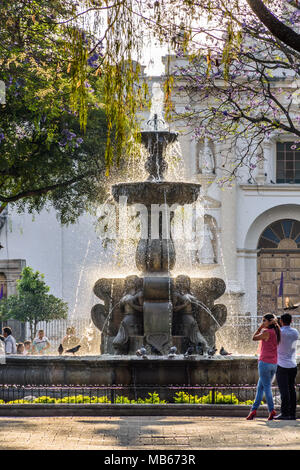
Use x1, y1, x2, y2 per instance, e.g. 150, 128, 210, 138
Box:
112, 181, 201, 205
2, 355, 298, 386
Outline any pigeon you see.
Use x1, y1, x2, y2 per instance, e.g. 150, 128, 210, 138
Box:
219, 346, 232, 356
208, 346, 217, 356
66, 344, 81, 355
168, 346, 177, 358
136, 347, 148, 358
184, 346, 194, 357
58, 344, 64, 356
284, 302, 300, 311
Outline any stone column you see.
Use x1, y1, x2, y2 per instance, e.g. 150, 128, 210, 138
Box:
263, 139, 273, 184
221, 187, 237, 282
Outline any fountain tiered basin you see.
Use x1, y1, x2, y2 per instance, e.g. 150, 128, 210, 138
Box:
91, 116, 228, 360
112, 181, 201, 205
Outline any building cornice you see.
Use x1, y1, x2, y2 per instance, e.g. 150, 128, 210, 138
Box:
239, 184, 300, 194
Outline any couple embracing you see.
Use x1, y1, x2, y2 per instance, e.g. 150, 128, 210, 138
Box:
247, 313, 299, 421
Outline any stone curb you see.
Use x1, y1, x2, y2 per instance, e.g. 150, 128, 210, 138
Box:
0, 404, 292, 418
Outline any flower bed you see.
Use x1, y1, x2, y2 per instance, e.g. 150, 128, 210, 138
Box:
0, 391, 254, 405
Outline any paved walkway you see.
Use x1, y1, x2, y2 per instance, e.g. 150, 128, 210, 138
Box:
0, 416, 299, 450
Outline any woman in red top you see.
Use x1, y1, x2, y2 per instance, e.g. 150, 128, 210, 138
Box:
246, 313, 281, 421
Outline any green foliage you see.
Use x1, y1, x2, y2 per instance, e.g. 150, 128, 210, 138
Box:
174, 391, 254, 405
0, 0, 108, 222
0, 267, 68, 339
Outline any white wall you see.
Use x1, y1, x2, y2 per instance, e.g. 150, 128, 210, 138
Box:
0, 207, 110, 320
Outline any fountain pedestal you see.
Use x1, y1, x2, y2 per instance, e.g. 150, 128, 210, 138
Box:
92, 113, 227, 355
143, 277, 172, 354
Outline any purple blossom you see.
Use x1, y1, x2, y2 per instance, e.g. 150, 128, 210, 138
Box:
87, 53, 99, 68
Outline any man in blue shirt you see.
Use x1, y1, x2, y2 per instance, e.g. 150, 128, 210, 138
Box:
275, 313, 299, 420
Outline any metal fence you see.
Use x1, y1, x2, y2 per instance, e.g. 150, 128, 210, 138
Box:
12, 314, 300, 354
25, 317, 92, 351
0, 384, 299, 405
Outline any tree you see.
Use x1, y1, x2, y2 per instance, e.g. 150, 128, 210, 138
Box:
246, 0, 300, 53
140, 0, 300, 180
0, 267, 68, 340
2, 0, 300, 192
42, 0, 299, 179
0, 0, 109, 222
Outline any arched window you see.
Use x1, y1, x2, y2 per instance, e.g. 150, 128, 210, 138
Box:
258, 219, 300, 249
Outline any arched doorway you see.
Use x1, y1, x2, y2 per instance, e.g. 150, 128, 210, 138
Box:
257, 219, 300, 314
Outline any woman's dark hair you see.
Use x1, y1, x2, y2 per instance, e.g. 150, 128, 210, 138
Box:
3, 327, 12, 336
263, 313, 281, 344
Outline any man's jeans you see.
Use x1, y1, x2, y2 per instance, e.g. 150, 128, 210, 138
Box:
252, 361, 277, 412
276, 365, 298, 417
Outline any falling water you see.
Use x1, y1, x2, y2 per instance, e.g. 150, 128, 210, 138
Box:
164, 190, 173, 341
70, 239, 91, 324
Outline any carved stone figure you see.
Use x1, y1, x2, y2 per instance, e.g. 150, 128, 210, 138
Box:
0, 207, 8, 233
173, 275, 210, 354
201, 137, 215, 175
200, 221, 216, 264
112, 275, 143, 353
148, 82, 165, 127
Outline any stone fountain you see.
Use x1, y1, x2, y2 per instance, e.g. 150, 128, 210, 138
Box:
0, 92, 266, 390
91, 113, 227, 357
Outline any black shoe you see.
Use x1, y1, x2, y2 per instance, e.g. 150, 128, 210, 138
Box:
289, 416, 297, 420
273, 414, 291, 420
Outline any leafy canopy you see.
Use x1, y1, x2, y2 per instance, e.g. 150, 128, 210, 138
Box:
0, 0, 109, 222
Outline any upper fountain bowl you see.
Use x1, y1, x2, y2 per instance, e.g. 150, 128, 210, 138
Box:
140, 129, 178, 147
112, 180, 201, 205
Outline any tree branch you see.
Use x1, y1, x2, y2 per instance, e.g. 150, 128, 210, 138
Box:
246, 0, 300, 53
0, 172, 94, 204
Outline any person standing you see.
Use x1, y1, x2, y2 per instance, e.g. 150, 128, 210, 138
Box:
2, 327, 17, 355
274, 313, 299, 420
246, 313, 281, 420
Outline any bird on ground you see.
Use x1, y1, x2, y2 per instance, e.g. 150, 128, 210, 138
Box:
168, 346, 177, 358
66, 344, 81, 355
219, 346, 232, 356
58, 344, 64, 356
